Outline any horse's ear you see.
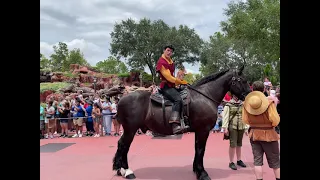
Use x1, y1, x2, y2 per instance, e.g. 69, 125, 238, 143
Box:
238, 64, 244, 75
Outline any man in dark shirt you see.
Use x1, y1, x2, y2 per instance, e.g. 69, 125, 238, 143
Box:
72, 100, 86, 138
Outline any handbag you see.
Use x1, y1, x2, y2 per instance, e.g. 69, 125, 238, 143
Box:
223, 105, 240, 140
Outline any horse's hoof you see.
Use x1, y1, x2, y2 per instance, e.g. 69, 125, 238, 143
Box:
125, 174, 136, 179
116, 169, 122, 176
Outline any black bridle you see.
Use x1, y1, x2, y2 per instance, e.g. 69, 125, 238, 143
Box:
187, 72, 246, 104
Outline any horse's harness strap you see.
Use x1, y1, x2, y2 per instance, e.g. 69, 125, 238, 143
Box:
187, 85, 220, 104
187, 73, 242, 104
162, 98, 166, 125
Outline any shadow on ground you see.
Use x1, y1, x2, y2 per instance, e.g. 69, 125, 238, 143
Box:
132, 165, 252, 180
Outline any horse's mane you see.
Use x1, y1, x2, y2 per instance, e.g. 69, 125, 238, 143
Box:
192, 69, 230, 87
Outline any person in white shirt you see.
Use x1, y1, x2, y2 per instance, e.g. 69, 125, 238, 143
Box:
111, 97, 120, 136
267, 89, 279, 106
101, 96, 112, 136
263, 77, 273, 90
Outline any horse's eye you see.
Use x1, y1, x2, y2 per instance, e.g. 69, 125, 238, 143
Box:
232, 77, 235, 80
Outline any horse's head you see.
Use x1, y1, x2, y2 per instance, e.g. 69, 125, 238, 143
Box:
228, 65, 251, 101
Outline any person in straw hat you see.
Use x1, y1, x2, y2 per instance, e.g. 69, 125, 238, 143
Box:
242, 81, 280, 180
222, 94, 249, 170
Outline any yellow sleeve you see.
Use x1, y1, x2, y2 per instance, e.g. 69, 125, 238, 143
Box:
222, 106, 230, 128
159, 66, 177, 84
268, 103, 280, 127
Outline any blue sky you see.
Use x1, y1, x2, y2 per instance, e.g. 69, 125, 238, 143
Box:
40, 0, 231, 74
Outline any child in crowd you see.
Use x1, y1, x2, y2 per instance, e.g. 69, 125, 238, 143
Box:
212, 103, 224, 133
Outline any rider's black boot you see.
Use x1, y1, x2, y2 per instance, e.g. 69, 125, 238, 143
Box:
169, 111, 183, 134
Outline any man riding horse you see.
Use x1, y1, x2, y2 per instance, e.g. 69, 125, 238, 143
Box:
156, 45, 188, 134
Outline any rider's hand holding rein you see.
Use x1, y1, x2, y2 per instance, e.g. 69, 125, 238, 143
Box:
175, 78, 188, 85
159, 66, 188, 86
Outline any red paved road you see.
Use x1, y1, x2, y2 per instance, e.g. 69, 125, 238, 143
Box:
40, 133, 275, 180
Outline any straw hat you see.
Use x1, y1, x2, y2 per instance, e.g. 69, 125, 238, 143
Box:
244, 91, 269, 115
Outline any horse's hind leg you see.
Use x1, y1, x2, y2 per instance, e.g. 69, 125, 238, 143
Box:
113, 127, 138, 179
193, 130, 211, 180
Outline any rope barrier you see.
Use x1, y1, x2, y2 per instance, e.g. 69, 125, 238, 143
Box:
45, 113, 117, 120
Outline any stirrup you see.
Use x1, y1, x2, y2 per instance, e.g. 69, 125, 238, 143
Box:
180, 118, 190, 131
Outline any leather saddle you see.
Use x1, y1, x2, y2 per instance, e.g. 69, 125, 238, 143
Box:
150, 86, 191, 131
150, 87, 190, 106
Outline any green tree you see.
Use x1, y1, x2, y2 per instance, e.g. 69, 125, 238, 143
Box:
50, 42, 69, 71
95, 56, 128, 74
141, 72, 153, 84
200, 0, 280, 84
194, 74, 203, 82
110, 18, 203, 80
40, 53, 51, 70
65, 48, 89, 70
220, 0, 280, 64
184, 73, 196, 84
199, 32, 251, 75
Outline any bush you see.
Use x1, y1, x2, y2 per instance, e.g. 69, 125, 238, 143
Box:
83, 83, 92, 86
40, 68, 52, 72
142, 72, 152, 83
63, 72, 78, 78
89, 66, 101, 73
40, 82, 70, 93
117, 73, 130, 78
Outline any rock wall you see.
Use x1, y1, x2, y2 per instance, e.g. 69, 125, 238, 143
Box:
40, 71, 52, 83
40, 64, 146, 102
40, 90, 54, 102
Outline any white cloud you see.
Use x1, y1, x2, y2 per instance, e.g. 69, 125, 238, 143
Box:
40, 0, 232, 73
40, 39, 104, 65
79, 31, 110, 39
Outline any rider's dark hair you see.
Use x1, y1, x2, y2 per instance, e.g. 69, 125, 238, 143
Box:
164, 45, 175, 52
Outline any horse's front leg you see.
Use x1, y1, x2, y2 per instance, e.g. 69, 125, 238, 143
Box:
193, 130, 211, 180
113, 128, 137, 179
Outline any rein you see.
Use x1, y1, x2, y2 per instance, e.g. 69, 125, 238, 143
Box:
186, 84, 220, 104
186, 72, 241, 104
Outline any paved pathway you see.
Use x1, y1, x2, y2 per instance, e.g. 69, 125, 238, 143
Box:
40, 132, 275, 180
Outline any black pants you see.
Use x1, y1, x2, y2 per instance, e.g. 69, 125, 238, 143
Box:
86, 121, 94, 132
161, 84, 182, 113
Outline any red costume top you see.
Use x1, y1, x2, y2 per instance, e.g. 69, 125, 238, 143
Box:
156, 56, 176, 88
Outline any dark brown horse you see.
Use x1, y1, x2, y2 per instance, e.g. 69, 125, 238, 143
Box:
112, 66, 251, 180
